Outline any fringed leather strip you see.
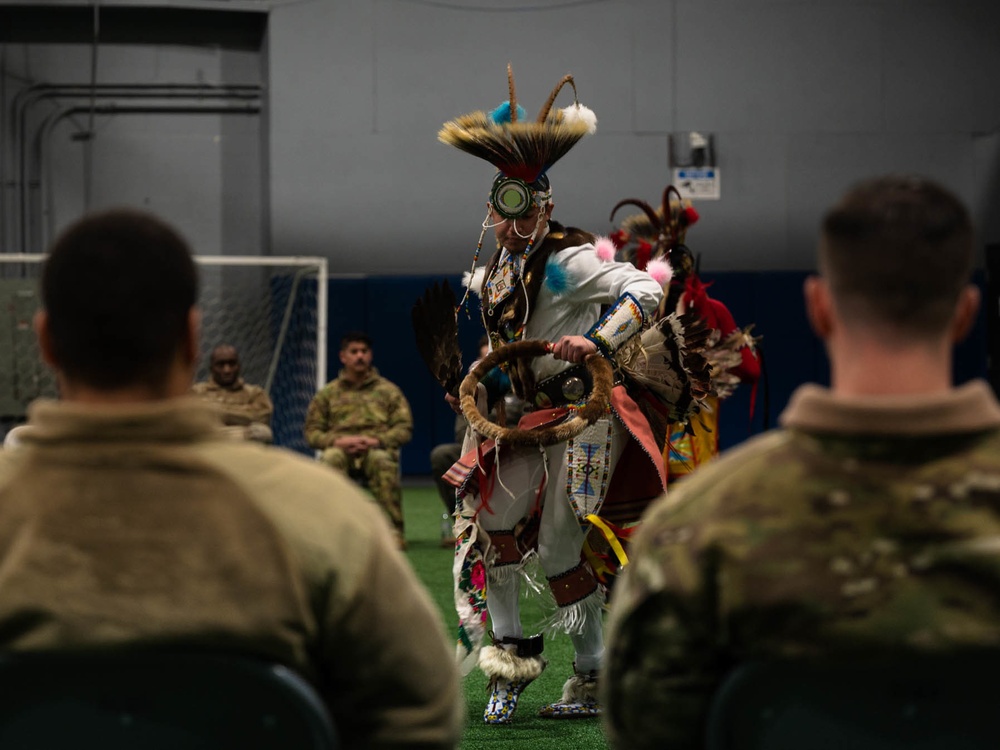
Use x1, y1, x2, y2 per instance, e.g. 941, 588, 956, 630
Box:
547, 562, 598, 608
541, 587, 604, 636
487, 531, 523, 566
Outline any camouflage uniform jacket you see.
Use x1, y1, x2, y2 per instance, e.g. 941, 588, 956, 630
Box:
603, 380, 1000, 750
304, 367, 412, 452
190, 378, 273, 427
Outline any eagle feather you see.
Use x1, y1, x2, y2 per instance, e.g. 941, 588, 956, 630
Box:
411, 280, 464, 397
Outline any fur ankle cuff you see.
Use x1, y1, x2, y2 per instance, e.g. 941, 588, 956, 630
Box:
560, 671, 599, 703
479, 645, 547, 683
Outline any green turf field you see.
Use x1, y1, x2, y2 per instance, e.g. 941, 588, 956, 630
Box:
401, 484, 611, 750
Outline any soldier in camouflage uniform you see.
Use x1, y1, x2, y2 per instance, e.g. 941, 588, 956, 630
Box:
305, 332, 413, 548
191, 343, 273, 443
603, 175, 1000, 749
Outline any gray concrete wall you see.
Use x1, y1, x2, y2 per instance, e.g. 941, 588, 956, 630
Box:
3, 0, 998, 271
1, 35, 262, 256
269, 0, 1000, 273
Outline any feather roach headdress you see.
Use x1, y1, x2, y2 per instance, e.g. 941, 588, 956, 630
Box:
439, 63, 597, 219
609, 184, 699, 279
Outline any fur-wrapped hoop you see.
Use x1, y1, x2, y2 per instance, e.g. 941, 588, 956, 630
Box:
459, 339, 614, 447
479, 645, 547, 684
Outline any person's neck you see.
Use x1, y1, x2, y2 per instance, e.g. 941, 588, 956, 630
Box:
828, 335, 953, 397
504, 221, 549, 256
58, 364, 194, 404
342, 369, 371, 386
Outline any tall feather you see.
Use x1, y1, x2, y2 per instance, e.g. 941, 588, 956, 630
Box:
411, 280, 464, 397
507, 62, 518, 123
537, 74, 576, 123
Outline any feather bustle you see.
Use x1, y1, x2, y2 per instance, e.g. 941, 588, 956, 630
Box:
617, 312, 714, 442
706, 325, 761, 399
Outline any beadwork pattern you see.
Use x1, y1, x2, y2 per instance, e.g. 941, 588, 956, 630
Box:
484, 677, 533, 724
566, 418, 613, 524
586, 292, 645, 354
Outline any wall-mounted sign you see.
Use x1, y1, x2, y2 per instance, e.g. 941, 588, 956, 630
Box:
671, 167, 720, 200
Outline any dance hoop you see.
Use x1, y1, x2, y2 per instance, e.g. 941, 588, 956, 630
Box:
458, 339, 613, 446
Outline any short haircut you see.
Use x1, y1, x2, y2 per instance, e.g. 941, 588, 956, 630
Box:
820, 175, 974, 338
340, 331, 372, 350
41, 208, 198, 390
211, 343, 239, 362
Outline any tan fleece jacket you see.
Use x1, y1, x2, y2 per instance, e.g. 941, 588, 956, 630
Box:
0, 397, 461, 749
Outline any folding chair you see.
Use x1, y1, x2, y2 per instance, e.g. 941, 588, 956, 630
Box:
705, 653, 1000, 750
0, 650, 338, 749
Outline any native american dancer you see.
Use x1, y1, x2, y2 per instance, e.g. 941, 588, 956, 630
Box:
414, 66, 710, 724
610, 185, 761, 484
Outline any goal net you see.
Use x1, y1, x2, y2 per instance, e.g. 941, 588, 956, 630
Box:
0, 255, 327, 456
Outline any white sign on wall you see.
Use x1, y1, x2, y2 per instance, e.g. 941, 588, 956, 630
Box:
672, 167, 721, 200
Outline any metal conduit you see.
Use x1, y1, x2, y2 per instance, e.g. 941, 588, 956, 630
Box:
6, 84, 261, 249
29, 102, 260, 251
3, 83, 262, 253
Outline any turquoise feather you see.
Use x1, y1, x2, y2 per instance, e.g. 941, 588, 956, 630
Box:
490, 101, 527, 125
544, 256, 574, 295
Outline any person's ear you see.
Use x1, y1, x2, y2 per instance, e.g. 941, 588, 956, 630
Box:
182, 307, 201, 367
804, 275, 834, 340
34, 310, 59, 369
950, 284, 981, 343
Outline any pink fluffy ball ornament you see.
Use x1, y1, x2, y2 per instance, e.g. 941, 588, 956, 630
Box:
594, 236, 617, 263
646, 258, 673, 287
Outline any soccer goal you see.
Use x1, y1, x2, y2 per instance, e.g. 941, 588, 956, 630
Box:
0, 254, 327, 456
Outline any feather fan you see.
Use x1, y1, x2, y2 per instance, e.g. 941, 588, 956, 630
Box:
411, 280, 464, 397
617, 312, 714, 447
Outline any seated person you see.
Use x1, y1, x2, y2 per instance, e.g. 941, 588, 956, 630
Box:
603, 175, 1000, 749
430, 413, 467, 538
191, 344, 273, 443
430, 336, 525, 546
305, 332, 413, 549
430, 337, 489, 522
0, 208, 461, 748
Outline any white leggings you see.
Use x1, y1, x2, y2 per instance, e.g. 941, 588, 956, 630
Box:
477, 418, 627, 672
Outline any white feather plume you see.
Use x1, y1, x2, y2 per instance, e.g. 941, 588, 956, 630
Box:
560, 103, 597, 135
